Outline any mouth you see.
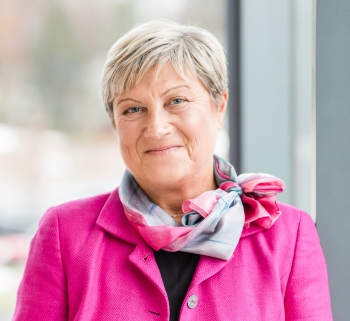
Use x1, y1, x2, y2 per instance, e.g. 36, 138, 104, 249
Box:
144, 145, 181, 154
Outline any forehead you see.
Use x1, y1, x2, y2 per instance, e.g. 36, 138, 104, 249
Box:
138, 64, 197, 88
117, 64, 202, 99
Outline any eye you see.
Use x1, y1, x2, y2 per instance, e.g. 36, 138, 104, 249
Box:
123, 107, 142, 115
171, 98, 185, 105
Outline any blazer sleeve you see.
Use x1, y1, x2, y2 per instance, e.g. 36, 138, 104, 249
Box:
284, 211, 333, 321
13, 207, 68, 321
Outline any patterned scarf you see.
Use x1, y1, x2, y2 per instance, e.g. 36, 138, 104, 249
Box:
119, 155, 284, 260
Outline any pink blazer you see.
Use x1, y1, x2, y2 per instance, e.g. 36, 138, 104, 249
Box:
13, 188, 333, 320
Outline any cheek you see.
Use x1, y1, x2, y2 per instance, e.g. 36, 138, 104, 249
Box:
116, 121, 140, 153
183, 112, 218, 151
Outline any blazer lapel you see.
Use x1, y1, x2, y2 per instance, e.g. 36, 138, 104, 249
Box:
96, 187, 166, 292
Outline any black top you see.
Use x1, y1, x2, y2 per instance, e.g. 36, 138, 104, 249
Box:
154, 250, 200, 321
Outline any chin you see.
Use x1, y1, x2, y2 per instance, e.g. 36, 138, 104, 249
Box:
144, 166, 189, 188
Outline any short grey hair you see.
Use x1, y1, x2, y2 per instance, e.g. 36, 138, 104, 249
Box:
101, 19, 228, 118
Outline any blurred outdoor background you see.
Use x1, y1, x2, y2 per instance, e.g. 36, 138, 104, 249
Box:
0, 0, 313, 319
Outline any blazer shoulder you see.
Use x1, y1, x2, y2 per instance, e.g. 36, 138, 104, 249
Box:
54, 191, 112, 214
266, 202, 317, 244
241, 202, 314, 239
41, 189, 119, 231
276, 201, 314, 227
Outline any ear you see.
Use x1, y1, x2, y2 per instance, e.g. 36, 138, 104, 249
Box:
217, 91, 228, 129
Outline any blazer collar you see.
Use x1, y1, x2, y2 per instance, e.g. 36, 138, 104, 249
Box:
96, 187, 142, 245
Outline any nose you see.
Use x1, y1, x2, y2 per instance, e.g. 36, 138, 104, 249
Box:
143, 108, 172, 140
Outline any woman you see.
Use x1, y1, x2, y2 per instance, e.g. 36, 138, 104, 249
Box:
13, 20, 332, 320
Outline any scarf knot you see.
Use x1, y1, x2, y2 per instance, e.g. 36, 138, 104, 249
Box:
220, 181, 242, 194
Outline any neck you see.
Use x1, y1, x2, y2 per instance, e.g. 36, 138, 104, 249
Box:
135, 164, 217, 224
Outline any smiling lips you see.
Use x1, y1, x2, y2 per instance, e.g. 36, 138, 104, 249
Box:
145, 145, 181, 154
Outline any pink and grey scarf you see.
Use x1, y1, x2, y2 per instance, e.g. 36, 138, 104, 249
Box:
119, 155, 284, 260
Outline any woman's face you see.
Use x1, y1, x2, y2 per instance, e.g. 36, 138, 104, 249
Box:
112, 64, 227, 191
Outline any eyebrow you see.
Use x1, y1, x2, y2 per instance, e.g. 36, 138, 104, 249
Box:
116, 98, 142, 106
161, 85, 191, 97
